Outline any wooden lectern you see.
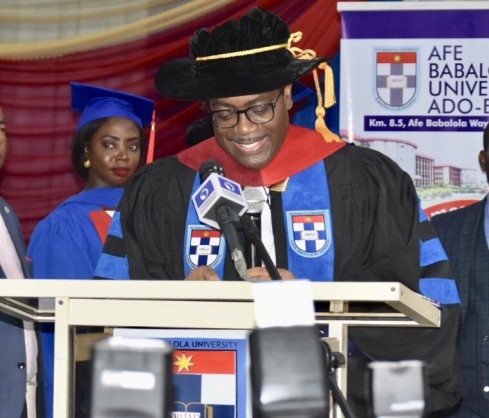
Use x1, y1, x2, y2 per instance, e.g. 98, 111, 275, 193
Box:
0, 279, 440, 418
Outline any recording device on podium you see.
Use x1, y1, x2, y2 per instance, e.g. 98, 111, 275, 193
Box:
369, 361, 425, 418
90, 337, 173, 418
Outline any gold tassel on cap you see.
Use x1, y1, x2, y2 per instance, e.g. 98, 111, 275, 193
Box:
322, 63, 336, 109
312, 62, 341, 143
288, 33, 342, 143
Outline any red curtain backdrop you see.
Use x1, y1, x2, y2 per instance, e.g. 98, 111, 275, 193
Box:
0, 0, 360, 241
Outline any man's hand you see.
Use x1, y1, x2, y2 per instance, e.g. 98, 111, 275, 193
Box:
246, 267, 295, 280
185, 266, 220, 281
185, 266, 295, 281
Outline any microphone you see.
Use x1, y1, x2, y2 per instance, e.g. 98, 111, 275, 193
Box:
192, 160, 249, 279
199, 159, 224, 183
242, 187, 267, 268
241, 187, 282, 280
193, 160, 248, 229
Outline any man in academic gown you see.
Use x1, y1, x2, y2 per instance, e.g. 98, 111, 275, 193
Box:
95, 7, 462, 417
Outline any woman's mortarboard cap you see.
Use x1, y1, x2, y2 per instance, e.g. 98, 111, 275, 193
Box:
71, 82, 154, 132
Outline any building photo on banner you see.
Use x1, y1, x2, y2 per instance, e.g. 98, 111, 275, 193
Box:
338, 1, 489, 217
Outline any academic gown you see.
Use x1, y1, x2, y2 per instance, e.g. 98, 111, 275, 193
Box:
28, 187, 124, 418
29, 187, 123, 280
99, 125, 462, 416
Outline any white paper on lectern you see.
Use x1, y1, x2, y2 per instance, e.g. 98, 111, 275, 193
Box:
252, 279, 315, 328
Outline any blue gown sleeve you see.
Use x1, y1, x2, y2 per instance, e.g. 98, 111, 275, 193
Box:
28, 209, 99, 280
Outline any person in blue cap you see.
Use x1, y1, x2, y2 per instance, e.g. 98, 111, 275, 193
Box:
27, 82, 154, 418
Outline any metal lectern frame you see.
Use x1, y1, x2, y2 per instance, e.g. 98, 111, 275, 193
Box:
0, 280, 440, 418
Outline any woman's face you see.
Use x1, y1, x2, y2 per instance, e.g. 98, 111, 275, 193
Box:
84, 117, 142, 189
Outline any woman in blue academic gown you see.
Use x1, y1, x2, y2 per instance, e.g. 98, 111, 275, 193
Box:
28, 82, 154, 418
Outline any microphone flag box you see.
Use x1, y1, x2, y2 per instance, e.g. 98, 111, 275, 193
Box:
192, 172, 248, 229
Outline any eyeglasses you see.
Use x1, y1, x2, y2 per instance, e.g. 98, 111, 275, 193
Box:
208, 89, 284, 129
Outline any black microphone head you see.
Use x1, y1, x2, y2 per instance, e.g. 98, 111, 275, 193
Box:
199, 159, 224, 182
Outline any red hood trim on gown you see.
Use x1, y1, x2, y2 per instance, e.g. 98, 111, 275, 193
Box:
178, 124, 346, 186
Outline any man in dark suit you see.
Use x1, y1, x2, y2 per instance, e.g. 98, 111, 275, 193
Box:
431, 125, 489, 417
0, 104, 42, 418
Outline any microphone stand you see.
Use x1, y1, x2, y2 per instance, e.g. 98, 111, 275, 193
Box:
216, 206, 249, 280
321, 340, 357, 418
240, 214, 282, 280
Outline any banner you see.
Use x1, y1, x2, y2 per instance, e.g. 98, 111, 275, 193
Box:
338, 2, 489, 216
114, 328, 249, 418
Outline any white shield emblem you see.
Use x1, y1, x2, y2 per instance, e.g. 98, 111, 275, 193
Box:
186, 226, 223, 268
286, 211, 331, 258
376, 50, 417, 109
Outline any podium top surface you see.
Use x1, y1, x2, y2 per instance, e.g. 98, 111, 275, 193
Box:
0, 279, 440, 327
0, 279, 423, 302
0, 279, 422, 300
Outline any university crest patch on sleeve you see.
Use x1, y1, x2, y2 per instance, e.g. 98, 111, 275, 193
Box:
185, 226, 225, 268
286, 210, 332, 257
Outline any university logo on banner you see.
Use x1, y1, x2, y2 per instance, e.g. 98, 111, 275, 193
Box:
376, 50, 418, 109
186, 226, 224, 268
172, 350, 237, 418
286, 210, 331, 258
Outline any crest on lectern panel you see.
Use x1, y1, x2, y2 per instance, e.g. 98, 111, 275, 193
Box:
113, 329, 249, 418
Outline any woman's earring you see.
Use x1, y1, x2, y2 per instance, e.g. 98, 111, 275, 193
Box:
83, 159, 91, 168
